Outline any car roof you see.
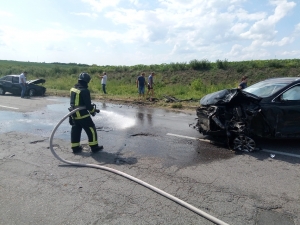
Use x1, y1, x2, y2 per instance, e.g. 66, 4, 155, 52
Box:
4, 74, 20, 77
264, 77, 300, 83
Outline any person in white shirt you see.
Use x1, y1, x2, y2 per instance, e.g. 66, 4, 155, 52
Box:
98, 72, 107, 94
19, 71, 28, 98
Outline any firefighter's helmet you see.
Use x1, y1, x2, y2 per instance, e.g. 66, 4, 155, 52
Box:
78, 72, 91, 83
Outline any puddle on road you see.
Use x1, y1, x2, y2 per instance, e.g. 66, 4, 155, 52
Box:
193, 140, 234, 163
0, 96, 235, 167
126, 131, 235, 168
0, 110, 58, 138
0, 97, 137, 139
162, 136, 235, 168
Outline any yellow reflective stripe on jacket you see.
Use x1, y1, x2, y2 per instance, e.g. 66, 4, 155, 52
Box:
70, 87, 90, 119
74, 114, 90, 120
88, 127, 98, 145
70, 87, 81, 102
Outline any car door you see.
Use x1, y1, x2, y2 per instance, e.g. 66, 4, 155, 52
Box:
11, 76, 21, 94
2, 76, 13, 90
275, 84, 300, 137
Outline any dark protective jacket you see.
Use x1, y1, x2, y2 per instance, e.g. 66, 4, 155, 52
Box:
70, 82, 95, 120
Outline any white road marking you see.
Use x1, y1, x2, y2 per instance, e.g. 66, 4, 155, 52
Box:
166, 133, 300, 158
167, 133, 197, 140
0, 105, 19, 110
167, 133, 213, 143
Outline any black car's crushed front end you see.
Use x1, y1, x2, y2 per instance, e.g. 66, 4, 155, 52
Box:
195, 78, 300, 152
195, 89, 262, 151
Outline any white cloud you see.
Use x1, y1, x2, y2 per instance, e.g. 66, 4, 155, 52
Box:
71, 12, 98, 18
241, 0, 296, 40
282, 50, 300, 56
82, 0, 121, 12
229, 44, 243, 57
0, 10, 13, 17
11, 27, 70, 43
293, 23, 300, 36
76, 0, 298, 63
0, 0, 299, 65
129, 0, 140, 6
262, 37, 294, 47
45, 44, 65, 52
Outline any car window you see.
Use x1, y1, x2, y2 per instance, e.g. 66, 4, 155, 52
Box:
5, 76, 13, 82
12, 77, 19, 83
244, 82, 286, 97
282, 86, 300, 101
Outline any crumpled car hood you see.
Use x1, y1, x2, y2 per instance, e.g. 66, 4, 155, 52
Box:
200, 88, 261, 106
27, 79, 46, 85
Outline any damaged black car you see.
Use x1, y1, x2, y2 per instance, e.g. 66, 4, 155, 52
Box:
0, 75, 46, 96
195, 77, 300, 152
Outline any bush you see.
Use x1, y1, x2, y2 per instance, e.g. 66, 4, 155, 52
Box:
216, 59, 229, 70
191, 79, 203, 91
267, 60, 284, 68
236, 64, 247, 73
189, 59, 211, 70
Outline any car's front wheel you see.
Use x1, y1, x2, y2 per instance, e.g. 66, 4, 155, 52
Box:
232, 135, 256, 152
28, 89, 36, 97
0, 87, 5, 95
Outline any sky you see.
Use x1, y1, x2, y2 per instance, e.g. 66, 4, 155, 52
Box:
0, 0, 299, 66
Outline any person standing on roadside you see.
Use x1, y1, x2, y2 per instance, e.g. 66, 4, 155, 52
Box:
238, 76, 248, 89
19, 71, 28, 98
147, 72, 155, 101
136, 72, 147, 100
98, 72, 107, 94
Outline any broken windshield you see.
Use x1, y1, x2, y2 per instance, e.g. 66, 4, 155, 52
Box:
243, 80, 288, 98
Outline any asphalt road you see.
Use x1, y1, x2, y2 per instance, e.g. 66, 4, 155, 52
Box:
0, 95, 299, 225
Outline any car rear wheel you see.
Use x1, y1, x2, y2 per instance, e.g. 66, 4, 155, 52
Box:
28, 89, 36, 97
0, 87, 5, 95
232, 135, 256, 152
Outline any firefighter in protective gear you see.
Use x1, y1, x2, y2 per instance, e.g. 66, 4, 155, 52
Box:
70, 72, 103, 153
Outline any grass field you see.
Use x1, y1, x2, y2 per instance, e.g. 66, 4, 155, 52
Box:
1, 59, 299, 109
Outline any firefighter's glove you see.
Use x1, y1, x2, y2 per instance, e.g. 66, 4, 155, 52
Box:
91, 104, 100, 116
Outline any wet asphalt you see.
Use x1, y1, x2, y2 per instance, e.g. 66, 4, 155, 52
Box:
0, 95, 299, 225
0, 96, 235, 168
0, 96, 299, 166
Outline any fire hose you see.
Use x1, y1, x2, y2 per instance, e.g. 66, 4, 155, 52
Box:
49, 106, 229, 225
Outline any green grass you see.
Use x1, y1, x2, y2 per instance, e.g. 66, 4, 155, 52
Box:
1, 59, 300, 108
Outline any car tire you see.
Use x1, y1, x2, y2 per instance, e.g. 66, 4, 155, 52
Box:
0, 87, 5, 95
28, 89, 36, 97
232, 135, 256, 152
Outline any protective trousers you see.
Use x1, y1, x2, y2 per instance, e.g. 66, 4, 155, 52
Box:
71, 116, 98, 149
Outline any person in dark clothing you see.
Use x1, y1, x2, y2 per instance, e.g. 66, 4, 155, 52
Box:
136, 72, 147, 100
238, 76, 248, 89
69, 72, 103, 154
